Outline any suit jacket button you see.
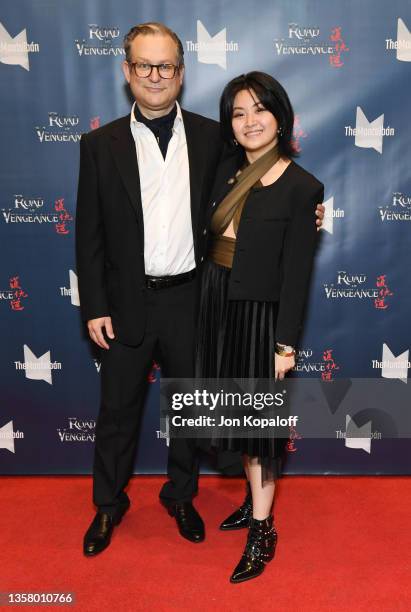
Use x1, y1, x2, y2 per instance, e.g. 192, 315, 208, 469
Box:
200, 256, 204, 262
203, 228, 207, 235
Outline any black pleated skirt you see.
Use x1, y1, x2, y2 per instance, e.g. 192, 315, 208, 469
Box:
195, 259, 286, 481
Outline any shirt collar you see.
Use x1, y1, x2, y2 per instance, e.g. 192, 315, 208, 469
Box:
130, 101, 183, 131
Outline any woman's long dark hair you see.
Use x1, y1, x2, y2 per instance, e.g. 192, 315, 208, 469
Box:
219, 71, 298, 158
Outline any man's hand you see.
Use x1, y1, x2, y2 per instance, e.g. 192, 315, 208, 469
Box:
87, 316, 115, 349
274, 353, 295, 380
315, 203, 325, 231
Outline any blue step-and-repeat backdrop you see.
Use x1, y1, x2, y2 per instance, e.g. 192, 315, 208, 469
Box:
1, 0, 410, 475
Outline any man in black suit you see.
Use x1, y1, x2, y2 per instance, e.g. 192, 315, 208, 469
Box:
76, 22, 324, 556
76, 22, 222, 555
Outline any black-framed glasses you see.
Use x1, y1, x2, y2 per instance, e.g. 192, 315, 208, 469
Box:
128, 61, 180, 79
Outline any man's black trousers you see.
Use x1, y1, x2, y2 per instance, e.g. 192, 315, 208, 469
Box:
93, 278, 199, 514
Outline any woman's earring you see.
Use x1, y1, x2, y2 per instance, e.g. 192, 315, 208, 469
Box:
233, 138, 238, 146
277, 126, 283, 137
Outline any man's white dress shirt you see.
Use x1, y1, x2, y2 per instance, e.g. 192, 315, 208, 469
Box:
130, 101, 195, 277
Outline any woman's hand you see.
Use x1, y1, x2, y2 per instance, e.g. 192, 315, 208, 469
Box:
274, 353, 295, 380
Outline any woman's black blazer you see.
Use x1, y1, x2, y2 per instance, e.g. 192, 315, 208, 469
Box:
206, 150, 324, 346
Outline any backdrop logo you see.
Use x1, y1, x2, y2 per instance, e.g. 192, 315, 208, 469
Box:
2, 193, 50, 224
274, 23, 349, 66
321, 349, 340, 381
291, 115, 307, 152
0, 276, 28, 310
57, 417, 96, 443
15, 344, 62, 385
186, 20, 239, 69
35, 112, 83, 143
293, 348, 325, 375
374, 274, 393, 309
341, 415, 376, 454
372, 343, 409, 383
75, 24, 124, 57
345, 106, 395, 154
0, 22, 40, 71
323, 272, 393, 307
329, 26, 349, 67
379, 192, 411, 222
0, 420, 24, 453
54, 198, 73, 234
1, 194, 73, 231
60, 270, 79, 306
90, 116, 100, 130
386, 18, 411, 61
286, 425, 302, 452
321, 196, 345, 234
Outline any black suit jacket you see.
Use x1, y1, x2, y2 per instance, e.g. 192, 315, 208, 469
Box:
75, 109, 222, 345
207, 150, 324, 346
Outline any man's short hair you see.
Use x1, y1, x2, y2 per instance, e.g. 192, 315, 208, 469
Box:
123, 22, 185, 66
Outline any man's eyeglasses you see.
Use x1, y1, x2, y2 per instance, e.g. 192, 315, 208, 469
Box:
128, 62, 180, 79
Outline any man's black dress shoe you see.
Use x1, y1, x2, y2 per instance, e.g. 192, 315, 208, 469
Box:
83, 501, 130, 557
167, 502, 205, 543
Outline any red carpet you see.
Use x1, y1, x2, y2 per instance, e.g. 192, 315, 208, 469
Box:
1, 476, 410, 611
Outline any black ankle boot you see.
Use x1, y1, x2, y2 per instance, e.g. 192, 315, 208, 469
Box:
220, 483, 252, 531
230, 515, 277, 583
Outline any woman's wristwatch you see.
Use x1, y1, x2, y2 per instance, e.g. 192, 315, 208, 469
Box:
275, 342, 296, 357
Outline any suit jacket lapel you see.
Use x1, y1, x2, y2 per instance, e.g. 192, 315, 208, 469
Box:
182, 110, 206, 241
108, 116, 144, 242
108, 110, 210, 253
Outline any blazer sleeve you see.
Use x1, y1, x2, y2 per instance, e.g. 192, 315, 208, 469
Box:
75, 133, 109, 322
275, 183, 324, 346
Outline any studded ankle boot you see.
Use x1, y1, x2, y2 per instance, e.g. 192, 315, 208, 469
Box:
219, 482, 252, 531
230, 514, 277, 583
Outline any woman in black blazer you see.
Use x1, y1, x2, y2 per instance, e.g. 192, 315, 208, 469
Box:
195, 72, 324, 583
